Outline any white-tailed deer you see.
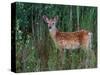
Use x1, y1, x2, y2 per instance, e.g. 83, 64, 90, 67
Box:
43, 15, 92, 50
43, 15, 92, 65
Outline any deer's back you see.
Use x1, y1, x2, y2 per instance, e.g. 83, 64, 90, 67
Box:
54, 30, 89, 49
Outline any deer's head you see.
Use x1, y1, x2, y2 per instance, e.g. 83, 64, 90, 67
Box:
43, 15, 58, 32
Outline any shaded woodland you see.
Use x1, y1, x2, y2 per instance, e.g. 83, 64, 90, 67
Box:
15, 2, 97, 72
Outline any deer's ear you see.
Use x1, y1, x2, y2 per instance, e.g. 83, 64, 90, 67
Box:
42, 15, 49, 22
54, 16, 58, 21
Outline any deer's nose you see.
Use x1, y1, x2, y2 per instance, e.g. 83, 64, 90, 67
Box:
49, 26, 51, 29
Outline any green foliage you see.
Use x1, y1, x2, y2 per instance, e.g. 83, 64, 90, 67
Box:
15, 2, 97, 72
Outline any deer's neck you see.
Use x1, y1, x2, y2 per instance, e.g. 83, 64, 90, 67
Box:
49, 26, 58, 40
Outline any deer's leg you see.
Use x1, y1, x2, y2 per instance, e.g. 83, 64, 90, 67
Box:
82, 32, 92, 51
62, 48, 66, 65
60, 49, 64, 63
60, 49, 64, 69
59, 48, 66, 69
81, 35, 93, 68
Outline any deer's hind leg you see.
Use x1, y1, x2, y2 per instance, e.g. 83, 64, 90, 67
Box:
81, 33, 93, 68
81, 32, 92, 50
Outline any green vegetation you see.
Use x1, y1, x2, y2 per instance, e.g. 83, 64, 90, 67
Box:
15, 2, 97, 72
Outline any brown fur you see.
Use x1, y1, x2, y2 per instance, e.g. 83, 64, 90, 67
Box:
51, 30, 90, 49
